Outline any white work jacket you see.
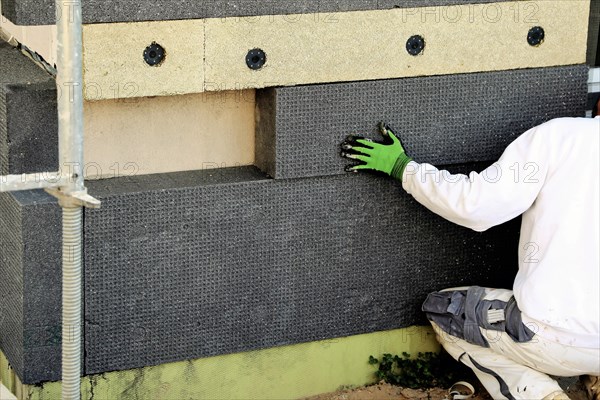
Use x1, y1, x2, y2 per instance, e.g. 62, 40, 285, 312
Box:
402, 116, 600, 348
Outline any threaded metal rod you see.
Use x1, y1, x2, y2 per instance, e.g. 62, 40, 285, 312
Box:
61, 206, 83, 399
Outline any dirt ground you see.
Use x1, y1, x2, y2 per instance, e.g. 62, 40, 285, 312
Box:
306, 378, 590, 400
306, 381, 491, 400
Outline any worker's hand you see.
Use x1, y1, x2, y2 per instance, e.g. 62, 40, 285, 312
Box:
341, 122, 412, 180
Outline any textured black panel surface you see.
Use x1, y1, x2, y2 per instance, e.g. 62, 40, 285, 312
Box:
256, 65, 589, 179
0, 190, 61, 384
19, 190, 62, 384
83, 166, 519, 375
0, 192, 25, 379
0, 42, 58, 175
2, 0, 510, 25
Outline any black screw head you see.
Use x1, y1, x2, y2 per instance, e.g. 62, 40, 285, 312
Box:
406, 35, 425, 56
527, 26, 545, 47
144, 43, 166, 66
246, 48, 267, 70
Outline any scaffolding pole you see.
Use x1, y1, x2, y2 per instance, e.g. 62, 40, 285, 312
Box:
1, 1, 100, 399
56, 2, 84, 397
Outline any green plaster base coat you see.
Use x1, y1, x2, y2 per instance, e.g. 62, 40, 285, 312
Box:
1, 351, 15, 394
2, 326, 439, 400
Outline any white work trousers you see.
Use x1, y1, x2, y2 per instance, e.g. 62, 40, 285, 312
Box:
430, 287, 600, 400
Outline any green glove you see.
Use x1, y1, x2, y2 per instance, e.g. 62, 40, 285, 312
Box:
341, 122, 412, 180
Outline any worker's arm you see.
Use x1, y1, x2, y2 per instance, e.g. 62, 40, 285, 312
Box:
343, 124, 549, 232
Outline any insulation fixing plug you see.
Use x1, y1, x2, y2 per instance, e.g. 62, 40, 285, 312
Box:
406, 35, 425, 56
527, 27, 545, 47
144, 42, 166, 66
246, 48, 267, 70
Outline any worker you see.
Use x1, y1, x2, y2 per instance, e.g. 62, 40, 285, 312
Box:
340, 99, 600, 400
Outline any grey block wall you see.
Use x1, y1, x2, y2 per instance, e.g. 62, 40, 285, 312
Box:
2, 0, 508, 25
256, 65, 589, 179
0, 191, 61, 384
83, 166, 518, 377
0, 42, 58, 176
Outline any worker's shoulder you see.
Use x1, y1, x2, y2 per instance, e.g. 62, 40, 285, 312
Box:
538, 116, 599, 129
533, 116, 599, 136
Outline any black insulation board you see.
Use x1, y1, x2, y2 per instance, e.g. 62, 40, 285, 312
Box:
0, 191, 24, 379
82, 166, 518, 377
0, 42, 58, 176
0, 190, 62, 384
1, 165, 520, 382
2, 0, 510, 25
256, 65, 589, 179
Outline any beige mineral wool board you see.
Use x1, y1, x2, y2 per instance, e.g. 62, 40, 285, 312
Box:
82, 20, 204, 100
205, 0, 589, 90
82, 90, 255, 179
7, 0, 589, 99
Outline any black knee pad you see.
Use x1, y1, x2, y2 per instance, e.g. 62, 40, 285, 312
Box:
422, 286, 535, 347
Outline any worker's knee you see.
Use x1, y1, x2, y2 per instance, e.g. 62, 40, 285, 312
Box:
422, 286, 535, 348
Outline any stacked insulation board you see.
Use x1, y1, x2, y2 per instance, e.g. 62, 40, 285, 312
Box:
0, 0, 594, 395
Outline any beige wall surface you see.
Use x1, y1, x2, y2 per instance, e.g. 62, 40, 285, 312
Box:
83, 91, 255, 179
